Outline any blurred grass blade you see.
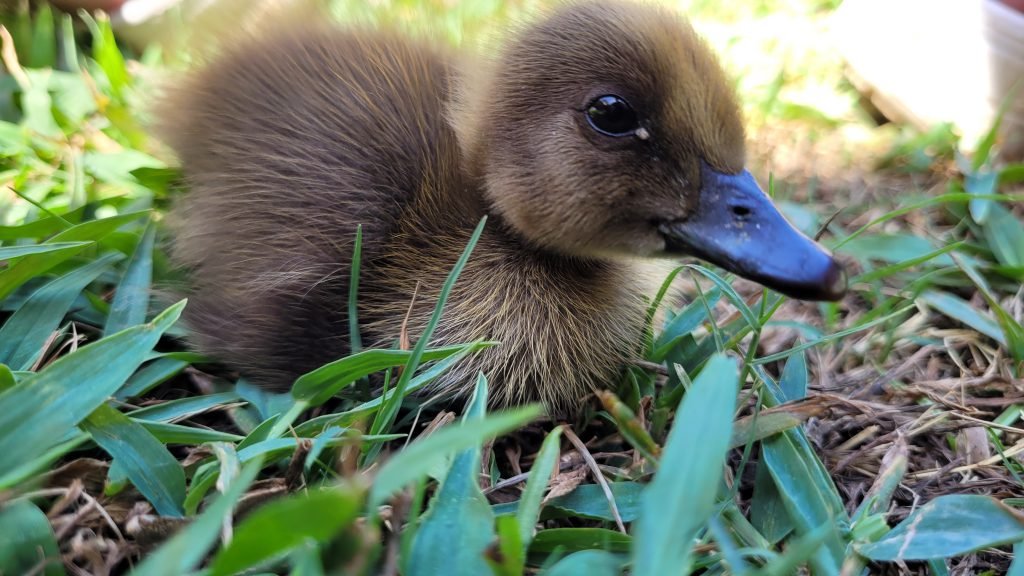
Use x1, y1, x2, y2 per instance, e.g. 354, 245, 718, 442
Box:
517, 426, 563, 547
82, 403, 186, 517
104, 222, 155, 334
919, 290, 1006, 345
857, 495, 1024, 561
82, 12, 128, 98
130, 458, 263, 576
543, 550, 622, 576
410, 374, 495, 576
633, 353, 739, 576
965, 170, 998, 224
370, 404, 542, 507
0, 252, 120, 370
749, 523, 833, 576
750, 462, 794, 545
209, 487, 363, 576
0, 241, 90, 259
951, 253, 1024, 359
530, 528, 631, 554
0, 500, 63, 576
0, 300, 184, 482
0, 365, 14, 392
0, 211, 148, 299
779, 349, 808, 402
981, 202, 1024, 269
1010, 542, 1024, 576
26, 3, 55, 68
851, 242, 962, 284
762, 432, 844, 574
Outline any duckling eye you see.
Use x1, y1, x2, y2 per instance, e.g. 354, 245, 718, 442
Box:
585, 95, 639, 137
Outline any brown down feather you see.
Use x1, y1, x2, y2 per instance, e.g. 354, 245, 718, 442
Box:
158, 0, 747, 413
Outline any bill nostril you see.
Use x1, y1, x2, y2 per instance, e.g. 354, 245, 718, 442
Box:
730, 204, 751, 218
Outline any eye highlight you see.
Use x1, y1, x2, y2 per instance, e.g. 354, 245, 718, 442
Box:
585, 95, 640, 137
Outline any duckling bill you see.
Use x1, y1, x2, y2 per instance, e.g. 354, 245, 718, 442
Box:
161, 0, 846, 412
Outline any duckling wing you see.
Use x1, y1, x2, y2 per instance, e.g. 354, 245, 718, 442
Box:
160, 25, 457, 387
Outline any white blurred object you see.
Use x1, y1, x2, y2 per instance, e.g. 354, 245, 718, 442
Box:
834, 0, 1024, 159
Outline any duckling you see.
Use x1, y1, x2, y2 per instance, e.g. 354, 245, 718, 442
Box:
160, 0, 846, 412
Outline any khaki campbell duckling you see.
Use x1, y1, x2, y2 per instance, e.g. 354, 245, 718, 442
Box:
161, 0, 846, 411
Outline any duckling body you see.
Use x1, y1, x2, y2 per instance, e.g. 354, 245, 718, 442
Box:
163, 1, 845, 411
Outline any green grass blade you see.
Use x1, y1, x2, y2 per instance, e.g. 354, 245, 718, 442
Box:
348, 224, 363, 354
779, 349, 808, 402
0, 300, 184, 480
0, 211, 148, 299
633, 353, 740, 576
650, 288, 721, 361
530, 528, 632, 554
138, 421, 243, 444
0, 500, 63, 576
81, 403, 186, 517
517, 426, 563, 548
543, 550, 622, 576
410, 374, 495, 576
0, 241, 90, 259
918, 290, 1006, 345
209, 487, 364, 576
0, 252, 120, 370
857, 495, 1024, 561
761, 432, 844, 575
104, 222, 155, 334
293, 344, 483, 406
370, 404, 542, 507
981, 202, 1024, 269
117, 357, 191, 400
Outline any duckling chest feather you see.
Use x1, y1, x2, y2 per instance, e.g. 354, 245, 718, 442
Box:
361, 231, 666, 411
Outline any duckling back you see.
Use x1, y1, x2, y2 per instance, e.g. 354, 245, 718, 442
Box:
161, 25, 462, 386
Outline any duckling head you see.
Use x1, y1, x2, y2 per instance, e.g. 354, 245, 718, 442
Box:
453, 0, 846, 301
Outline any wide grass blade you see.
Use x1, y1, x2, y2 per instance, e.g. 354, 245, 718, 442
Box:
543, 550, 622, 576
857, 495, 1024, 561
0, 211, 148, 299
410, 374, 495, 576
209, 486, 363, 576
81, 403, 186, 517
104, 222, 155, 334
517, 426, 563, 547
370, 404, 542, 507
0, 500, 63, 576
0, 252, 121, 370
918, 290, 1006, 345
0, 300, 184, 482
633, 353, 740, 576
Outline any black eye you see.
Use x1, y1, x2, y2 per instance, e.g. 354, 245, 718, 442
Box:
585, 95, 640, 137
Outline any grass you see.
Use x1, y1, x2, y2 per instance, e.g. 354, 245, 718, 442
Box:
1, 1, 1024, 575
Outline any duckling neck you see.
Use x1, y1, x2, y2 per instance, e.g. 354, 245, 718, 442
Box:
364, 189, 662, 410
